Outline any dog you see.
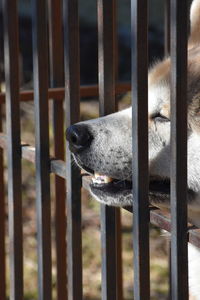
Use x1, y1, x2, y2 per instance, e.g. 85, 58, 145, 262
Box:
66, 0, 200, 298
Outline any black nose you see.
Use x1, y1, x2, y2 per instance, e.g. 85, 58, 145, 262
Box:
66, 124, 92, 153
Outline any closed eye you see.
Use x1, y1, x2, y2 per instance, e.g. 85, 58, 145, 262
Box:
151, 112, 170, 122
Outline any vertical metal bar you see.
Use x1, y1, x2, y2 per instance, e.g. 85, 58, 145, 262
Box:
112, 6, 123, 298
0, 16, 6, 297
164, 2, 171, 297
2, 0, 24, 299
98, 0, 116, 116
97, 0, 119, 299
63, 0, 82, 299
164, 0, 170, 55
100, 206, 117, 300
170, 1, 188, 299
0, 103, 6, 300
32, 0, 52, 299
131, 0, 150, 299
48, 1, 67, 299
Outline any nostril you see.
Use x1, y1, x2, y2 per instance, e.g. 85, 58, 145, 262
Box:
70, 131, 80, 145
66, 124, 93, 153
71, 133, 78, 144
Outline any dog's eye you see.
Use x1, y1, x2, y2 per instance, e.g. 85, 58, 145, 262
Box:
151, 113, 170, 122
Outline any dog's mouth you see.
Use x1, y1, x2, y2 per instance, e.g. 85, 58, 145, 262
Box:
90, 172, 170, 194
89, 172, 133, 206
91, 173, 133, 194
82, 165, 170, 206
74, 154, 171, 206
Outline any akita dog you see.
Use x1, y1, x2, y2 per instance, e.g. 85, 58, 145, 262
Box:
66, 0, 200, 298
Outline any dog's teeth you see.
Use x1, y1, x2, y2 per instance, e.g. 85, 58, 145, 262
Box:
94, 172, 102, 178
93, 173, 113, 184
104, 176, 113, 183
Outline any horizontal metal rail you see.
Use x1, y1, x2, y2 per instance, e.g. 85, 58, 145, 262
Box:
0, 132, 200, 249
0, 83, 131, 103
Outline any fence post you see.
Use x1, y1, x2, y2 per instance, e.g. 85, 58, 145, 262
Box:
164, 0, 170, 55
0, 93, 6, 300
63, 0, 83, 299
48, 0, 67, 299
170, 0, 188, 299
97, 0, 121, 299
32, 0, 52, 298
131, 0, 150, 299
3, 0, 23, 298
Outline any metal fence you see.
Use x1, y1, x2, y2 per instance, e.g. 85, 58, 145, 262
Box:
0, 0, 199, 299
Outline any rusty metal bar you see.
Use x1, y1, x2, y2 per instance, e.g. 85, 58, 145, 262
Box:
170, 0, 188, 299
32, 0, 52, 298
98, 0, 116, 117
164, 0, 170, 55
97, 0, 120, 299
164, 1, 171, 297
0, 106, 6, 299
63, 0, 83, 299
2, 0, 24, 299
0, 22, 6, 298
0, 83, 131, 104
131, 0, 150, 299
112, 3, 123, 298
48, 0, 67, 299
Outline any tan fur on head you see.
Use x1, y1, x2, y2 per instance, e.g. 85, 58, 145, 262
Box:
189, 93, 200, 133
189, 0, 200, 47
148, 58, 170, 85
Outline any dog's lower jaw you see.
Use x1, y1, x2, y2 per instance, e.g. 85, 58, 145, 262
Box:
89, 189, 171, 208
89, 179, 171, 207
89, 186, 133, 206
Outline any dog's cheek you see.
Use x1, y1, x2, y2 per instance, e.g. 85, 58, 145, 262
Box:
79, 147, 132, 179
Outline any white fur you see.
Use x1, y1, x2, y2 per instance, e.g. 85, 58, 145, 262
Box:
148, 83, 170, 115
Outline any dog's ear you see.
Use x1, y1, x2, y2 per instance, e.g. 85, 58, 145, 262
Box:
189, 0, 200, 47
188, 93, 200, 134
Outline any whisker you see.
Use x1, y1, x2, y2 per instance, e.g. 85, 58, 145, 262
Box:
71, 159, 76, 166
70, 156, 80, 169
114, 179, 126, 185
114, 173, 131, 186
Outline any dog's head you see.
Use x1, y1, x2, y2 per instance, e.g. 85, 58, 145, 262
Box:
66, 0, 200, 209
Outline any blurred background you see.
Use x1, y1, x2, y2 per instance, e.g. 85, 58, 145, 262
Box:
0, 0, 181, 299
0, 0, 166, 86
